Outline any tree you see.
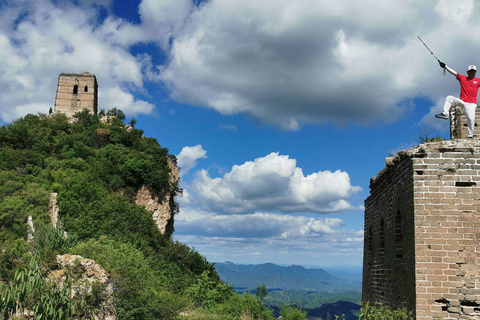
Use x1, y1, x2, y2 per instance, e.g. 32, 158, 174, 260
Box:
106, 108, 126, 121
255, 284, 268, 300
416, 123, 445, 143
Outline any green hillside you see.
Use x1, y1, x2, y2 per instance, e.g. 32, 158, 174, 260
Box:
0, 111, 277, 320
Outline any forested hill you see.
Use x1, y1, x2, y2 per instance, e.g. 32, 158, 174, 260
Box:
0, 111, 278, 319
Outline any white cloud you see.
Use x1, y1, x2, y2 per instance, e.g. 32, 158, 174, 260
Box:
174, 208, 364, 266
100, 87, 155, 115
177, 145, 208, 176
189, 152, 362, 214
4, 0, 479, 129
176, 208, 344, 238
138, 0, 193, 49
0, 0, 154, 122
434, 0, 474, 26
157, 0, 448, 129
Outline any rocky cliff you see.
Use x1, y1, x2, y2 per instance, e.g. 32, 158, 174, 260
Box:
135, 158, 179, 236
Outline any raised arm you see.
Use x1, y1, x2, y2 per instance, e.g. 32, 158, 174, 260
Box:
439, 61, 457, 76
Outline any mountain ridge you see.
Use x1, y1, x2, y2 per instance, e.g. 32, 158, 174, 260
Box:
215, 261, 361, 292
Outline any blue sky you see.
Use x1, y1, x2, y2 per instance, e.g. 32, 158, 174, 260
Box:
0, 0, 477, 267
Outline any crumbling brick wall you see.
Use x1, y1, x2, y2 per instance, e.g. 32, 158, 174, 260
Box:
449, 105, 480, 139
364, 141, 480, 319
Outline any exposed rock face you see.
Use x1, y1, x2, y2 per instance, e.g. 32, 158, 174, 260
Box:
27, 216, 35, 241
52, 254, 116, 320
135, 158, 179, 237
49, 192, 59, 229
50, 158, 179, 237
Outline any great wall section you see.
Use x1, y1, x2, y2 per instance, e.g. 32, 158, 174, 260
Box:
363, 106, 480, 319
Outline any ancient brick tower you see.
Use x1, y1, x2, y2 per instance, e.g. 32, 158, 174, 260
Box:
54, 72, 98, 117
363, 107, 480, 319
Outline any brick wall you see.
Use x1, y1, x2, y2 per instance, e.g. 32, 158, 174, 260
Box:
363, 153, 416, 314
54, 72, 98, 118
412, 141, 480, 319
364, 140, 480, 319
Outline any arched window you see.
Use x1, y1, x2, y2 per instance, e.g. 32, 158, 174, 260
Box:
84, 85, 88, 92
73, 85, 78, 94
379, 219, 385, 256
394, 211, 403, 259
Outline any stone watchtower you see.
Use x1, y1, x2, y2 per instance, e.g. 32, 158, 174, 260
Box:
363, 109, 480, 319
54, 72, 98, 117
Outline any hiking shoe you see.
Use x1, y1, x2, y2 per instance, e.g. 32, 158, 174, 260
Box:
435, 113, 448, 119
468, 136, 474, 139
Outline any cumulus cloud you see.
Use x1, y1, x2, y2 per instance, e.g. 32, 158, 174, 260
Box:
189, 152, 362, 214
177, 144, 208, 176
4, 0, 479, 129
176, 151, 364, 265
157, 0, 447, 129
0, 0, 154, 123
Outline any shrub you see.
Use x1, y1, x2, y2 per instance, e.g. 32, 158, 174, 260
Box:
189, 270, 233, 310
0, 257, 96, 320
280, 305, 307, 320
360, 301, 413, 319
72, 237, 189, 320
215, 293, 274, 320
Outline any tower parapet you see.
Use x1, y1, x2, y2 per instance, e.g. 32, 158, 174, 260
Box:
450, 106, 480, 139
54, 72, 98, 117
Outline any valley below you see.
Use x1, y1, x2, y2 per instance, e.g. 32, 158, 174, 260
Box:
215, 262, 362, 319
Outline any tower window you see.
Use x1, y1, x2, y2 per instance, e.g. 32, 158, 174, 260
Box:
73, 85, 78, 94
84, 85, 88, 92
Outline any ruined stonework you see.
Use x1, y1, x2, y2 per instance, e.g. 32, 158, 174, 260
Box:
54, 72, 98, 117
363, 140, 480, 319
450, 105, 480, 139
135, 159, 179, 237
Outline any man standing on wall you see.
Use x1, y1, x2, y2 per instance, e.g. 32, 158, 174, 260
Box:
436, 62, 480, 139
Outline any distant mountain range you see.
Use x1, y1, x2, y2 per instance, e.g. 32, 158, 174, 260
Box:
214, 262, 362, 292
